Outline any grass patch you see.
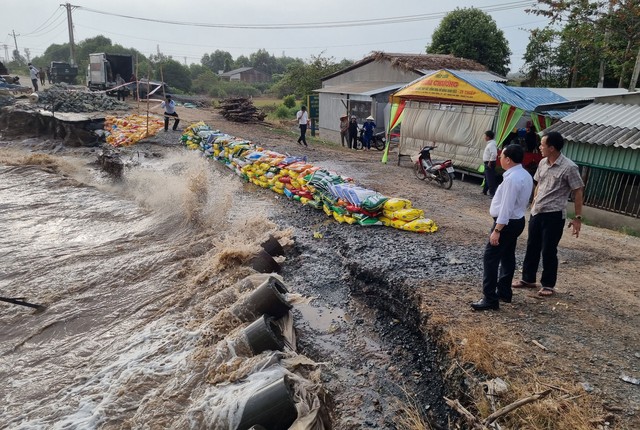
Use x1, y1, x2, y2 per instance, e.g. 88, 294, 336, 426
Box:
417, 313, 613, 429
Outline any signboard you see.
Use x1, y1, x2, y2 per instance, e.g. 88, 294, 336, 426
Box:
394, 71, 498, 104
307, 94, 319, 119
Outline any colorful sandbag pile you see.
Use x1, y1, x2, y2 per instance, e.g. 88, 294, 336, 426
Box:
105, 114, 164, 147
179, 122, 437, 233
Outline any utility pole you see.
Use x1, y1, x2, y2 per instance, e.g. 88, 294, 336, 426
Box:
61, 3, 77, 65
9, 30, 19, 53
9, 30, 19, 62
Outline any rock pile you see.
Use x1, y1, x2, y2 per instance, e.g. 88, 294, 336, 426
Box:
219, 97, 266, 123
36, 84, 130, 113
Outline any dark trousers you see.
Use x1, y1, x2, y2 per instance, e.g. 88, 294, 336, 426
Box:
482, 217, 526, 303
522, 211, 565, 288
348, 133, 358, 149
483, 162, 497, 196
298, 124, 307, 146
164, 112, 179, 131
117, 90, 126, 101
340, 131, 347, 146
31, 79, 38, 92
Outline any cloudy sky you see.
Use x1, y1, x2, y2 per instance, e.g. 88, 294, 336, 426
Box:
1, 0, 550, 74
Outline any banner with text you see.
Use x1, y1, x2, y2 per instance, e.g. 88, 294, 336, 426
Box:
393, 70, 498, 104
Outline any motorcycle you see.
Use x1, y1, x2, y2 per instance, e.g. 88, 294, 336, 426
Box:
414, 146, 455, 189
357, 129, 386, 151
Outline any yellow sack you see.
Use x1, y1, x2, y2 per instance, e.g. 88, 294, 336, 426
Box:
383, 198, 412, 212
377, 216, 394, 227
401, 218, 438, 233
343, 215, 356, 225
322, 204, 333, 217
389, 218, 407, 229
332, 212, 345, 223
392, 208, 425, 222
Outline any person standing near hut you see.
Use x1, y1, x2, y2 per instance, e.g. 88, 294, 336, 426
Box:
482, 130, 498, 197
296, 105, 309, 147
348, 115, 359, 150
362, 116, 376, 150
339, 114, 349, 147
39, 67, 45, 86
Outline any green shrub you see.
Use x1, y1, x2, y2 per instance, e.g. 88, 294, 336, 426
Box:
274, 104, 293, 119
283, 94, 296, 108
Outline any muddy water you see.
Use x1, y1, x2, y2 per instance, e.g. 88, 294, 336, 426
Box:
0, 139, 474, 428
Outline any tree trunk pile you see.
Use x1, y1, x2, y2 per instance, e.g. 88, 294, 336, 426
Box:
219, 97, 266, 123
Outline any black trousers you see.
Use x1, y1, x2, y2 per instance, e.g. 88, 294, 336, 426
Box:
348, 133, 358, 149
164, 112, 179, 131
522, 211, 565, 288
483, 162, 497, 196
297, 124, 307, 145
482, 217, 526, 303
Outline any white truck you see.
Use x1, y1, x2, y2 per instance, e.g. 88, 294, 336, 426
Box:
87, 53, 133, 94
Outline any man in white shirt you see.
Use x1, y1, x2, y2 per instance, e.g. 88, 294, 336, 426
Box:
472, 144, 533, 311
28, 63, 39, 92
296, 105, 308, 147
160, 95, 179, 131
482, 130, 498, 197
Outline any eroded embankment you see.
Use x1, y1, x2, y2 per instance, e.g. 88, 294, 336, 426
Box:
0, 107, 104, 146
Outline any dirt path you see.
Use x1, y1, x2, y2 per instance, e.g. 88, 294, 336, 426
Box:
179, 106, 640, 429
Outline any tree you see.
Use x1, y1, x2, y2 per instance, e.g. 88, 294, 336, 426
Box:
521, 28, 569, 87
427, 8, 511, 75
524, 0, 640, 88
201, 50, 233, 73
271, 54, 342, 98
157, 58, 191, 92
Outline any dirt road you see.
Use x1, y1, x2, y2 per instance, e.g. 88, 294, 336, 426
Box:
178, 105, 640, 429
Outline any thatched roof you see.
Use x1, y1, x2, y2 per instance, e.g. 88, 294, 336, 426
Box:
322, 51, 489, 81
368, 51, 488, 72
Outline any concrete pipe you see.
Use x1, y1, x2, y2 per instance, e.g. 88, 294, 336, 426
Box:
249, 249, 281, 274
260, 235, 284, 257
231, 276, 292, 321
243, 315, 285, 355
237, 376, 298, 430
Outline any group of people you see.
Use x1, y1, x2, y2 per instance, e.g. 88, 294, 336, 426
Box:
339, 114, 376, 150
473, 130, 584, 311
27, 63, 49, 92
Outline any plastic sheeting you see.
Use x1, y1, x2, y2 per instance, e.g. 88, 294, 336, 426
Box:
398, 100, 497, 171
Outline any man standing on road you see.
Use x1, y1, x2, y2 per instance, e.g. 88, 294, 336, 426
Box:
482, 130, 498, 197
28, 63, 39, 92
296, 105, 309, 147
160, 95, 179, 132
512, 131, 584, 297
472, 144, 533, 311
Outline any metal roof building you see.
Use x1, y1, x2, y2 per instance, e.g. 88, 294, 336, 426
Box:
545, 92, 640, 218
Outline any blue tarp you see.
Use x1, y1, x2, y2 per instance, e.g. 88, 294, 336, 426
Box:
444, 70, 568, 112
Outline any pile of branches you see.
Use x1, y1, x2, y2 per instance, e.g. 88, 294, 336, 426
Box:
219, 97, 266, 123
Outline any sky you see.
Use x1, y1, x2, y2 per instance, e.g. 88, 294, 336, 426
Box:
1, 0, 551, 75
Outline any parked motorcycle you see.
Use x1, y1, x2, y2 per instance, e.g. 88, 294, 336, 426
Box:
357, 129, 386, 151
414, 146, 454, 189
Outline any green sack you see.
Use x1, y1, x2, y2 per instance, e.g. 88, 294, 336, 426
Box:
361, 194, 389, 212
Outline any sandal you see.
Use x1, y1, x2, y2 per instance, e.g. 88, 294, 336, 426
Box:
512, 280, 537, 289
538, 287, 555, 297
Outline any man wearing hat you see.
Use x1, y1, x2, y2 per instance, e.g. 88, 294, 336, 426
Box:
339, 114, 349, 147
160, 95, 180, 132
362, 115, 376, 150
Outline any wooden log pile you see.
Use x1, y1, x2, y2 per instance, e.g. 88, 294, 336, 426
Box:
219, 97, 267, 123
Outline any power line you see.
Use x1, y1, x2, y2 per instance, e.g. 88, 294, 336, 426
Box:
77, 1, 535, 30
21, 8, 66, 37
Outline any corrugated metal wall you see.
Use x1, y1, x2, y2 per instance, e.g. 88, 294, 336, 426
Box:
564, 142, 640, 173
